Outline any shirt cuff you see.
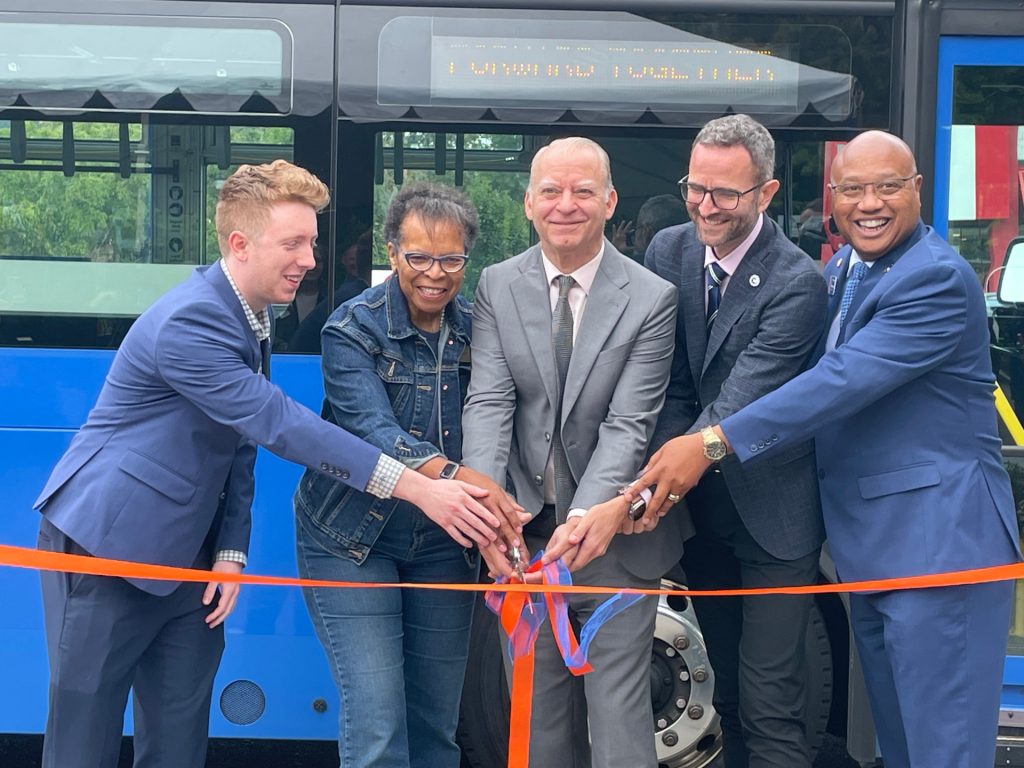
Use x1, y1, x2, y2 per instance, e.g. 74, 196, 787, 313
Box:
215, 549, 247, 567
365, 453, 405, 499
566, 508, 588, 520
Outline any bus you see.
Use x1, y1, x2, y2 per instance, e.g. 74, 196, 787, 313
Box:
1, 0, 1024, 766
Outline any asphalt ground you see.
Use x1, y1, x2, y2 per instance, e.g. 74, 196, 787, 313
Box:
0, 733, 862, 767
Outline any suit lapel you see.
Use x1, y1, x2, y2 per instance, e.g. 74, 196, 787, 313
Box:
203, 262, 262, 374
679, 237, 708, 386
561, 247, 628, 418
703, 217, 773, 371
510, 248, 559, 412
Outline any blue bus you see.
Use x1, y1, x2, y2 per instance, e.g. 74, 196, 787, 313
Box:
2, 1, 1024, 766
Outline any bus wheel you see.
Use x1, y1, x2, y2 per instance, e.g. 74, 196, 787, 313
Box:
456, 579, 832, 768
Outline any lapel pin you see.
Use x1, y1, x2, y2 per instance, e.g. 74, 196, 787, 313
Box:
834, 257, 844, 271
749, 274, 760, 287
884, 266, 892, 273
828, 275, 838, 295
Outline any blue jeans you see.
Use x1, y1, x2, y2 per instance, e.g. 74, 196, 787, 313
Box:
296, 507, 478, 768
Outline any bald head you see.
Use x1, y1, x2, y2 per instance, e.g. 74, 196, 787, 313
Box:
829, 130, 922, 261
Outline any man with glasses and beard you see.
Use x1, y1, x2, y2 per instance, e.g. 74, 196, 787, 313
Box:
634, 114, 827, 768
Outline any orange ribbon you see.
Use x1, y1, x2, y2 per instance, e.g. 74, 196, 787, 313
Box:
4, 542, 1023, 768
3, 544, 1021, 596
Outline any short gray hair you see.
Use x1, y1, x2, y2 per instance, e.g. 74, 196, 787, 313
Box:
529, 137, 614, 196
693, 114, 775, 182
383, 181, 480, 253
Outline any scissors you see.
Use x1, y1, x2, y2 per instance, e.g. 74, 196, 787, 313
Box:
507, 545, 533, 613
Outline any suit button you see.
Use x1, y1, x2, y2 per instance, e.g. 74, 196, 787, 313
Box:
750, 444, 758, 452
219, 492, 227, 501
341, 470, 350, 480
757, 441, 765, 449
770, 433, 779, 441
544, 432, 551, 441
818, 469, 826, 479
534, 475, 543, 486
320, 462, 329, 471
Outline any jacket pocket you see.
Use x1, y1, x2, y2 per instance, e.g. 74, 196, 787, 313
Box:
118, 450, 196, 505
857, 462, 940, 500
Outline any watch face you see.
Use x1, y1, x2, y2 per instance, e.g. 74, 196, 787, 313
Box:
705, 443, 728, 461
440, 461, 459, 479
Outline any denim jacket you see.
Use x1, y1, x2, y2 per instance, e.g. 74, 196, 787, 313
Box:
294, 277, 472, 563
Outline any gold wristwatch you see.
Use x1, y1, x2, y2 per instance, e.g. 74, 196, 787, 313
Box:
700, 426, 727, 462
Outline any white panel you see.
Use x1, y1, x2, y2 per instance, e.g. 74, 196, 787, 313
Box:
948, 125, 976, 221
0, 260, 195, 316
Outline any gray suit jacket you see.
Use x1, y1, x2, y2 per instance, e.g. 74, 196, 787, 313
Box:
643, 216, 827, 561
462, 241, 677, 579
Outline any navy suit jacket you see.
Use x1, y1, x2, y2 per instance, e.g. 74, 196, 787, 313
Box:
642, 216, 827, 562
35, 263, 382, 595
723, 223, 1022, 582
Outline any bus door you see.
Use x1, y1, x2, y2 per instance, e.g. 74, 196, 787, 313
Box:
933, 35, 1024, 746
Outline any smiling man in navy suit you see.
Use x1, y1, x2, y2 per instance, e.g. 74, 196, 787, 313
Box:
34, 160, 495, 768
633, 131, 1022, 768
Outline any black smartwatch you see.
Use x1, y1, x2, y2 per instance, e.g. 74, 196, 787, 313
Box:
438, 461, 460, 480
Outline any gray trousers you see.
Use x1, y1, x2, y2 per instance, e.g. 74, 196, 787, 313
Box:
501, 518, 659, 768
38, 518, 224, 768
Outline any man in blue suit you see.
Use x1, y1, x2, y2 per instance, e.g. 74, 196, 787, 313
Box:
34, 160, 495, 768
632, 131, 1022, 767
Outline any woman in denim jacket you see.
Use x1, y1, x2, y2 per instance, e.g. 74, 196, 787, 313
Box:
294, 182, 525, 768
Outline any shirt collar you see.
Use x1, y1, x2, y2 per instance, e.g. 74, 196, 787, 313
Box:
703, 213, 765, 276
218, 260, 271, 342
541, 240, 605, 294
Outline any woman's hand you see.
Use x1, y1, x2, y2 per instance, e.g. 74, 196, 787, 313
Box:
393, 470, 498, 548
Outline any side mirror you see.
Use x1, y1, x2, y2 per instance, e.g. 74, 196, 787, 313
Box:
998, 238, 1024, 304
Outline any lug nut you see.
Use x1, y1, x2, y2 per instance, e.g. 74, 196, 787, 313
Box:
692, 665, 708, 683
656, 717, 668, 729
662, 731, 679, 747
675, 697, 687, 709
688, 704, 704, 720
679, 670, 690, 682
673, 634, 690, 650
664, 646, 676, 658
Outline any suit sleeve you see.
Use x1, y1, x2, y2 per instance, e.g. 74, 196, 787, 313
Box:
645, 233, 699, 452
212, 436, 256, 555
722, 260, 970, 461
571, 281, 677, 510
154, 304, 383, 491
693, 268, 826, 431
461, 267, 517, 484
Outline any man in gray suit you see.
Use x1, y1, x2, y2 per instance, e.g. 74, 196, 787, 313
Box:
641, 115, 826, 768
462, 137, 677, 768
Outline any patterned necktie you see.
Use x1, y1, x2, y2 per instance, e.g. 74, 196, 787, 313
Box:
838, 261, 869, 335
551, 275, 576, 521
705, 261, 727, 335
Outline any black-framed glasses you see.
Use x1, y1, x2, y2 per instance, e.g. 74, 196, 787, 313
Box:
828, 176, 918, 203
400, 251, 469, 274
677, 176, 766, 211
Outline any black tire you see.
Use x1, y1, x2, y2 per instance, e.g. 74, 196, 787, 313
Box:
457, 590, 833, 768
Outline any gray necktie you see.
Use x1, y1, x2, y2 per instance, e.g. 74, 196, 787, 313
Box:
552, 275, 576, 521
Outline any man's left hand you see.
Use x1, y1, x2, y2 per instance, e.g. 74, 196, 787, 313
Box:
204, 560, 243, 628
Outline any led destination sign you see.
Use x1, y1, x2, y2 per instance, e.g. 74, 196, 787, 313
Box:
430, 37, 801, 110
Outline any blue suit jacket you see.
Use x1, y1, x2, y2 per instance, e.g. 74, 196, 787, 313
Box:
35, 263, 382, 594
723, 223, 1022, 582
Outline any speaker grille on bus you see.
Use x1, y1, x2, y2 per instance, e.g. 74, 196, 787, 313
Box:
219, 680, 266, 725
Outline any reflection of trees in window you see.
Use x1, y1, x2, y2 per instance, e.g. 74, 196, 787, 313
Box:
953, 67, 1024, 125
373, 132, 530, 298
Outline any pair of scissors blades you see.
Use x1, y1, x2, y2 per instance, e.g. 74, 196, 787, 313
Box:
507, 545, 533, 613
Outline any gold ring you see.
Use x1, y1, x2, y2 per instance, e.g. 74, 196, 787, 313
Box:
667, 492, 681, 503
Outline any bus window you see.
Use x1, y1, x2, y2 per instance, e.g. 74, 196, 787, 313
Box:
0, 119, 295, 349
371, 131, 532, 298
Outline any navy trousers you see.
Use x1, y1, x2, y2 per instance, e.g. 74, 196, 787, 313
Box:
38, 518, 224, 768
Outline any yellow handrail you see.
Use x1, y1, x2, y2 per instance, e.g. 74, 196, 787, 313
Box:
995, 383, 1024, 447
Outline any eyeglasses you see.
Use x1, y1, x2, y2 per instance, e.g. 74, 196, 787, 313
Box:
677, 176, 766, 211
400, 251, 469, 274
828, 176, 918, 203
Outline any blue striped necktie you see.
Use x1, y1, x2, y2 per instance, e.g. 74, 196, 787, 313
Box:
706, 261, 727, 335
838, 261, 869, 335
